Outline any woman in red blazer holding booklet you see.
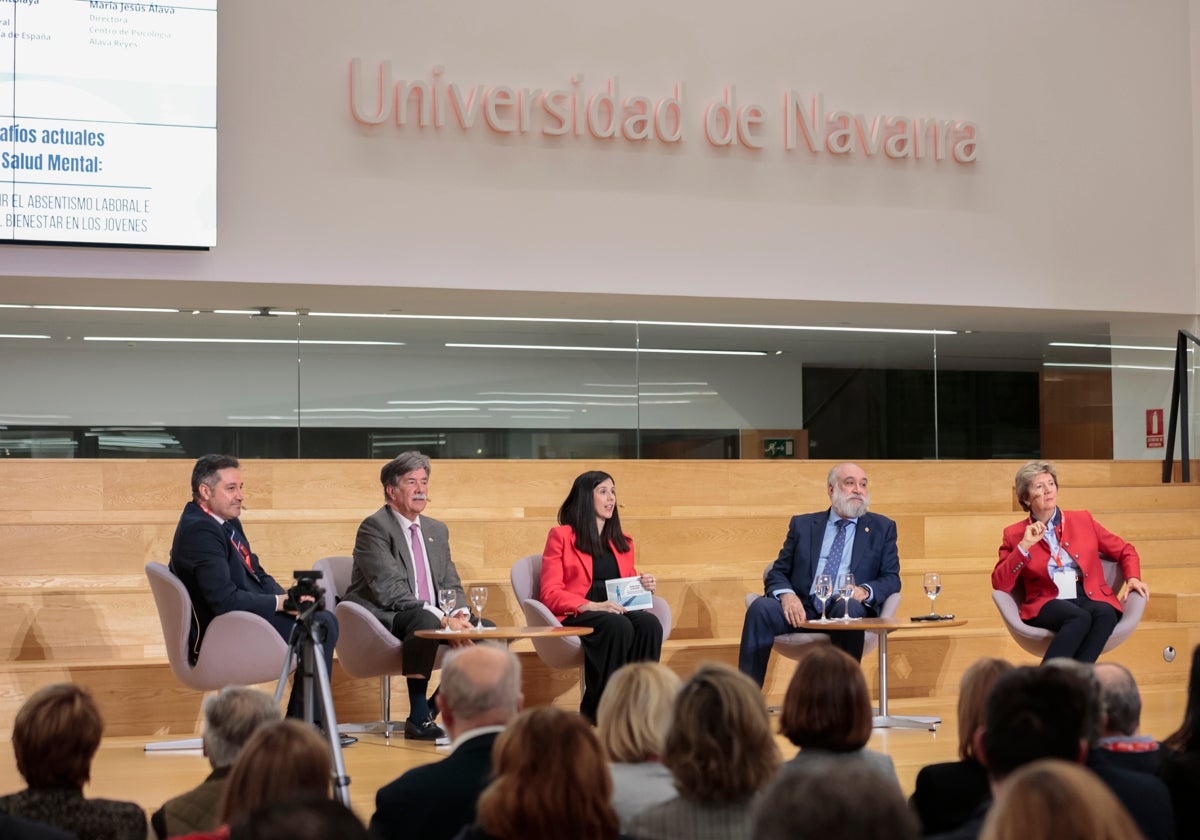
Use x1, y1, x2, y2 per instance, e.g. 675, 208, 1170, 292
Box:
541, 470, 664, 721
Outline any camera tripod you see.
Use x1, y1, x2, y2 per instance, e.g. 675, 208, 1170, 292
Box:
274, 601, 351, 807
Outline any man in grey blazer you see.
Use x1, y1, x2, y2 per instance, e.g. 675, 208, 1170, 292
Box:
346, 451, 474, 740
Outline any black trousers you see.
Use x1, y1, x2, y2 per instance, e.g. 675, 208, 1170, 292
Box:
267, 609, 339, 726
389, 607, 498, 677
1028, 594, 1119, 663
562, 609, 663, 722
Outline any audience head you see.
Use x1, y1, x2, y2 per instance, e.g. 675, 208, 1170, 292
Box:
752, 759, 918, 840
1014, 460, 1057, 513
1164, 644, 1200, 753
475, 707, 618, 840
597, 662, 681, 763
12, 682, 103, 790
979, 759, 1145, 840
956, 658, 1013, 761
1042, 658, 1103, 746
778, 646, 872, 753
663, 662, 780, 804
192, 454, 241, 498
220, 720, 332, 824
436, 643, 522, 738
228, 796, 367, 840
1093, 662, 1142, 738
980, 665, 1089, 782
203, 686, 283, 770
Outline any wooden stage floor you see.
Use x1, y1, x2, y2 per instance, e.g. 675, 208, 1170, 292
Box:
0, 687, 1185, 827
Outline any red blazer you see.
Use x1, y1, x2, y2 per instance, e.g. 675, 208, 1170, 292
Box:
993, 509, 1140, 621
540, 523, 637, 620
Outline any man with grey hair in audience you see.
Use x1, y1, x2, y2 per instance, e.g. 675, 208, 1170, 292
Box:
369, 644, 522, 840
151, 685, 282, 839
1093, 661, 1162, 775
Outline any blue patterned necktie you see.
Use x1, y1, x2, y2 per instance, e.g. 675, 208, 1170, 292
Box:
820, 519, 850, 581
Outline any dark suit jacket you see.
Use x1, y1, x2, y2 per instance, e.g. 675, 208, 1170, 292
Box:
169, 500, 284, 662
370, 730, 499, 840
909, 758, 989, 837
763, 509, 901, 614
1088, 754, 1175, 840
347, 507, 464, 626
540, 523, 637, 620
994, 510, 1139, 621
1158, 748, 1200, 840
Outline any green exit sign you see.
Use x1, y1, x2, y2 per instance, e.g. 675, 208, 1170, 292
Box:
763, 438, 795, 458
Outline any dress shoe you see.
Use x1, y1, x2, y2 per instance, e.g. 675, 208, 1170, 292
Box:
404, 716, 445, 740
338, 733, 358, 747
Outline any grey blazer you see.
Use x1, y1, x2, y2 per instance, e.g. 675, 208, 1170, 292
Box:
345, 507, 465, 627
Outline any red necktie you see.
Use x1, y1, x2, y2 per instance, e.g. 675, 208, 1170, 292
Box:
229, 529, 254, 574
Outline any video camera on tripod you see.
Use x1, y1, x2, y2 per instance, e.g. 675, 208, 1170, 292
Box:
274, 568, 350, 805
282, 569, 326, 615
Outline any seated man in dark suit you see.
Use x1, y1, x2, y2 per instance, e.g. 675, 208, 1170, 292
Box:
369, 644, 523, 840
739, 462, 901, 686
169, 454, 352, 745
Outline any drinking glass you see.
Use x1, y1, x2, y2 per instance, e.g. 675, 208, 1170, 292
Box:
438, 588, 457, 624
923, 572, 942, 618
813, 574, 833, 623
837, 573, 856, 621
469, 585, 489, 630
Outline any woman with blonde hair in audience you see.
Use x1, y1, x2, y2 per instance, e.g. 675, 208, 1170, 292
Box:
778, 646, 899, 787
910, 657, 1013, 835
597, 662, 682, 830
179, 719, 333, 839
979, 758, 1145, 840
627, 663, 780, 840
455, 706, 627, 840
0, 682, 147, 840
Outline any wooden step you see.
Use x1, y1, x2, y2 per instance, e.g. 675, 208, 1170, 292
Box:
1145, 593, 1200, 623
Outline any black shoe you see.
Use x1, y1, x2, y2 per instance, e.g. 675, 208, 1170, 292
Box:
339, 733, 358, 747
404, 717, 445, 740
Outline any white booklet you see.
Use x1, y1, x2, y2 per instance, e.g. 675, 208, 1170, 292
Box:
605, 575, 653, 610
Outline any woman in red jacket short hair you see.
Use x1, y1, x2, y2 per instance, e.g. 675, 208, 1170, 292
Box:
993, 460, 1148, 662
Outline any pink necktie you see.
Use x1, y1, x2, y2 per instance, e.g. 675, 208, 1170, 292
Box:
410, 524, 431, 602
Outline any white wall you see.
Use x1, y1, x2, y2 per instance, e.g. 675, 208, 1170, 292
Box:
0, 0, 1195, 320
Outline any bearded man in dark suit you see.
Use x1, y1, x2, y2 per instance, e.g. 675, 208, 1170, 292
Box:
739, 462, 902, 686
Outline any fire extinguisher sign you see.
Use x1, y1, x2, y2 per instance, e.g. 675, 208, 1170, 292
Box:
1147, 409, 1165, 449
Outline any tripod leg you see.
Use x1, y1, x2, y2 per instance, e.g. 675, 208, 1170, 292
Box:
310, 634, 352, 808
274, 642, 297, 706
300, 637, 316, 727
